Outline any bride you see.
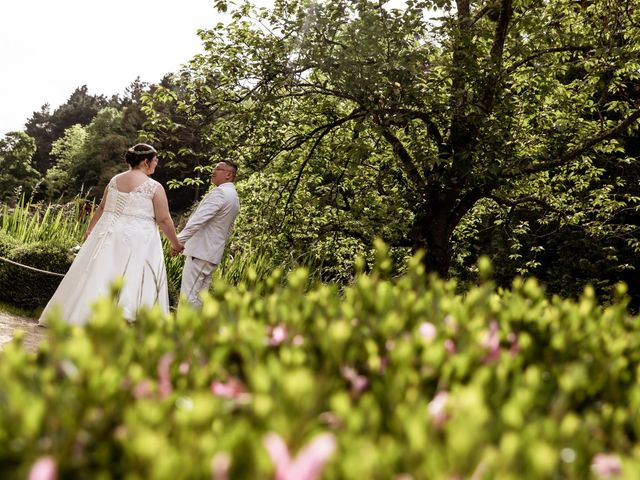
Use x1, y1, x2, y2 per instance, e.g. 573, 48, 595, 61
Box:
39, 143, 183, 326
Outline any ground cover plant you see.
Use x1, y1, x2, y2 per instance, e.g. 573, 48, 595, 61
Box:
1, 247, 639, 479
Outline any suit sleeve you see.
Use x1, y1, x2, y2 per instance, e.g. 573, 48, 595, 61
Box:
177, 189, 224, 244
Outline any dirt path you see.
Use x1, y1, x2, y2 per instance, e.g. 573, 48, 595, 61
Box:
0, 311, 46, 353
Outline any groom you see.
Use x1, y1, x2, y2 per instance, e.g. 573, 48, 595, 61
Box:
172, 159, 240, 308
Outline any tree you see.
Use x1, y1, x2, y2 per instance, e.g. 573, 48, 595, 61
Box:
142, 73, 236, 212
25, 86, 109, 173
120, 78, 152, 136
0, 132, 38, 203
65, 107, 136, 198
43, 124, 89, 200
37, 108, 137, 201
231, 126, 415, 281
146, 0, 640, 279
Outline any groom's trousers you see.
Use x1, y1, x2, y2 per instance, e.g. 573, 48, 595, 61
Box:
180, 255, 218, 308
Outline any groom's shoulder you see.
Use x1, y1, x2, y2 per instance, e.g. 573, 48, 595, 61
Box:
217, 183, 237, 195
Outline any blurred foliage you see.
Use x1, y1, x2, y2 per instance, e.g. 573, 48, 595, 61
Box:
1, 248, 639, 478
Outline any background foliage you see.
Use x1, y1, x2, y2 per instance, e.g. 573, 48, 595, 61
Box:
0, 0, 638, 304
142, 0, 640, 301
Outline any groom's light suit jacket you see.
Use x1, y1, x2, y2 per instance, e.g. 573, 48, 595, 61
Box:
177, 182, 240, 264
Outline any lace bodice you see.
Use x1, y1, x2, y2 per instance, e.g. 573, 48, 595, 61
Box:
103, 175, 159, 220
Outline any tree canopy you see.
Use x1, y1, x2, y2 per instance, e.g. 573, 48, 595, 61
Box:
143, 0, 640, 293
0, 132, 38, 203
25, 86, 112, 174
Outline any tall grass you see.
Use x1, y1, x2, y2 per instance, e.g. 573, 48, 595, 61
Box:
0, 196, 90, 245
162, 239, 185, 304
213, 245, 283, 285
162, 242, 287, 296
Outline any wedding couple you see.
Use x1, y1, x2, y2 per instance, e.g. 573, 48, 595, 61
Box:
38, 143, 240, 326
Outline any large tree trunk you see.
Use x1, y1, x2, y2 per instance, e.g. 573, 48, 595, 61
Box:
412, 191, 457, 278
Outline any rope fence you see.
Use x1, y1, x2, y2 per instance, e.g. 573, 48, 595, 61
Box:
0, 255, 66, 277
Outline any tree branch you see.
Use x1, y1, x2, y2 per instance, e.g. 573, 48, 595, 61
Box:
456, 0, 470, 20
480, 0, 513, 113
281, 110, 365, 151
450, 187, 487, 229
292, 82, 360, 102
489, 194, 562, 213
379, 126, 426, 191
489, 0, 512, 66
394, 108, 448, 155
517, 107, 640, 176
506, 46, 594, 74
282, 126, 332, 220
279, 110, 366, 220
470, 4, 491, 26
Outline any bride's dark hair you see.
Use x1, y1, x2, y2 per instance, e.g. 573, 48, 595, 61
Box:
124, 143, 157, 167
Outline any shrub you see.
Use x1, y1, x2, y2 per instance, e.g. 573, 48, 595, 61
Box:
1, 253, 639, 478
0, 241, 72, 310
0, 230, 17, 257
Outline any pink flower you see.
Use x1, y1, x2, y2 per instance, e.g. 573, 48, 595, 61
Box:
268, 325, 288, 346
211, 377, 247, 400
293, 335, 304, 347
591, 453, 622, 478
481, 321, 500, 363
28, 456, 57, 480
263, 432, 336, 480
340, 366, 369, 396
418, 322, 437, 342
444, 339, 456, 354
133, 379, 153, 399
211, 451, 231, 480
428, 391, 449, 429
179, 361, 191, 375
157, 352, 175, 399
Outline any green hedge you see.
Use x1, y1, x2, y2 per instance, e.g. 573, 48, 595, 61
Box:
0, 230, 17, 257
1, 253, 639, 479
0, 238, 72, 310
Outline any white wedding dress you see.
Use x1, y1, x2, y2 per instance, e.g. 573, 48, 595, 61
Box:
39, 174, 169, 326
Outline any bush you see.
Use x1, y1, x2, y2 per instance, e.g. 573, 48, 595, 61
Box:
1, 253, 639, 478
0, 230, 17, 257
0, 241, 72, 310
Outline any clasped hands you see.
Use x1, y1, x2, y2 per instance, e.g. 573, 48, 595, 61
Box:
170, 243, 184, 257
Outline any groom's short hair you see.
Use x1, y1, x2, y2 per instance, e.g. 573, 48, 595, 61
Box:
219, 159, 238, 174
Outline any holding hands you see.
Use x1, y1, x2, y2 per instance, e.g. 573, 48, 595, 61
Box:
170, 243, 184, 257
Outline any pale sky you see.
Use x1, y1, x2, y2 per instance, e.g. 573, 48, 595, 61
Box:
0, 0, 226, 134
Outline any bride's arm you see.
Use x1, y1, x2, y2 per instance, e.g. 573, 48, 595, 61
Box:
152, 185, 182, 252
83, 185, 108, 241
